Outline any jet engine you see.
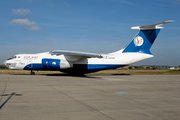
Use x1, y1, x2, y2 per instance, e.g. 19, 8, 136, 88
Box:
42, 58, 73, 69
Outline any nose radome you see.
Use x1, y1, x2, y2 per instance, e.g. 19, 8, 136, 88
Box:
4, 60, 9, 68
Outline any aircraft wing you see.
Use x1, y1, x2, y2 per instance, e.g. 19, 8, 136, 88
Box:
50, 50, 102, 58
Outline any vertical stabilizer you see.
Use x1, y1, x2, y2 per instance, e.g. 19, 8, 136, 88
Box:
122, 20, 174, 54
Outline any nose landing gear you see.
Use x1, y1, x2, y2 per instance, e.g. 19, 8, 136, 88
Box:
30, 70, 35, 75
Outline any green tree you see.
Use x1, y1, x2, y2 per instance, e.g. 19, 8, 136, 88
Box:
0, 65, 8, 69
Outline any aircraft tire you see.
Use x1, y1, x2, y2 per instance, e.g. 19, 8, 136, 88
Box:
30, 71, 35, 75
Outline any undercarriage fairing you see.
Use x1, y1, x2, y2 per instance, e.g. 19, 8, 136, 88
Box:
60, 64, 126, 74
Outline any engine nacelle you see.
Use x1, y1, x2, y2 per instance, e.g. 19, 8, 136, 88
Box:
60, 59, 73, 69
42, 58, 73, 69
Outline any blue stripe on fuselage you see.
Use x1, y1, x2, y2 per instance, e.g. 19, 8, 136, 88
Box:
87, 64, 123, 70
23, 63, 44, 70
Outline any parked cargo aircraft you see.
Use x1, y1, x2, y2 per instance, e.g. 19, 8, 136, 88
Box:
4, 21, 173, 75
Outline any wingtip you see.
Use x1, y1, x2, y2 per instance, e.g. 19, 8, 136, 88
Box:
131, 20, 174, 30
165, 20, 175, 23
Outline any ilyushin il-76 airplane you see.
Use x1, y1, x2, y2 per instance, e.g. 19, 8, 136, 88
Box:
4, 20, 173, 75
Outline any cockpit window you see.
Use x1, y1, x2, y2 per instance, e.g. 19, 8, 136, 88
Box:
7, 56, 16, 60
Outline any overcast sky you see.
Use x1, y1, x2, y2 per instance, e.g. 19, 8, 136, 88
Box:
0, 0, 180, 66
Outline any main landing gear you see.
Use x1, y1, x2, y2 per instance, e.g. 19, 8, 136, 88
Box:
30, 70, 35, 75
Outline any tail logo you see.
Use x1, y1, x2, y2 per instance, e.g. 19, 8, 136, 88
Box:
134, 36, 144, 46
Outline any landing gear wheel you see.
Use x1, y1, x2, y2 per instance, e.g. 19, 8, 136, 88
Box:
30, 70, 35, 75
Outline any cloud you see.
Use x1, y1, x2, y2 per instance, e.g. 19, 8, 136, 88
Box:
12, 9, 31, 15
10, 19, 35, 25
10, 19, 41, 31
27, 25, 40, 31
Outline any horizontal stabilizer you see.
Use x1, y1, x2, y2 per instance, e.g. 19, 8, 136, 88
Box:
131, 20, 174, 30
50, 50, 102, 58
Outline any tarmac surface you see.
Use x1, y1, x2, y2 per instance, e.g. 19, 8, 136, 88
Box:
0, 74, 180, 120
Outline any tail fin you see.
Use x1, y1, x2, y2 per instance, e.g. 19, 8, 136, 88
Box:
122, 20, 174, 54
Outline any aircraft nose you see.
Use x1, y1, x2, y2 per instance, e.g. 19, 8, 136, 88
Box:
4, 60, 9, 68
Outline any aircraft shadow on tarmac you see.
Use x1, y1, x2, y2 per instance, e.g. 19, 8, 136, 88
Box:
0, 93, 23, 110
45, 74, 100, 78
45, 73, 130, 78
9, 73, 100, 78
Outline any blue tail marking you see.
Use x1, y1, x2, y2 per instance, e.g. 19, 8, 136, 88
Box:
123, 29, 160, 54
